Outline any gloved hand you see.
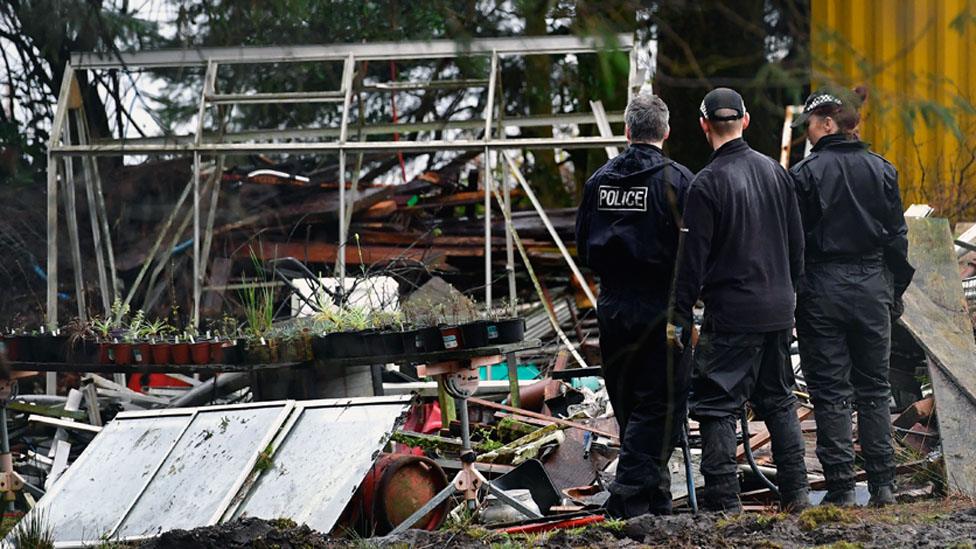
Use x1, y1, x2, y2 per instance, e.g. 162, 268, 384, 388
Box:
890, 295, 905, 322
667, 323, 684, 351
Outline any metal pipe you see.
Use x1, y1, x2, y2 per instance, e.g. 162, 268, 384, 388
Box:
336, 54, 355, 293
169, 372, 250, 408
76, 109, 111, 314
47, 64, 76, 335
192, 152, 201, 328
51, 135, 629, 156
205, 90, 345, 104
483, 51, 498, 312
62, 140, 87, 321
503, 153, 598, 311
71, 34, 634, 69
76, 111, 625, 146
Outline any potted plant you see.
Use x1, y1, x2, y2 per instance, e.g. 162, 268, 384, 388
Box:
240, 270, 278, 364
170, 333, 191, 365
143, 318, 174, 364
90, 317, 114, 364
329, 307, 371, 358
187, 329, 213, 365
1, 329, 23, 362
64, 317, 97, 363
363, 309, 405, 357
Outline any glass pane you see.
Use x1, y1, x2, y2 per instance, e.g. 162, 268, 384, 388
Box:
237, 402, 406, 531
31, 415, 190, 544
116, 405, 286, 537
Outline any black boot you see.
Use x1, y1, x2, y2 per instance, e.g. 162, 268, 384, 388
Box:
822, 463, 856, 506
857, 397, 896, 508
764, 407, 810, 512
700, 417, 741, 513
812, 402, 856, 506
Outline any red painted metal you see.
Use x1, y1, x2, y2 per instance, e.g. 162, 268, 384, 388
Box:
338, 453, 449, 536
496, 514, 606, 535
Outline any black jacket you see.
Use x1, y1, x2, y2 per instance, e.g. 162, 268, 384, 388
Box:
675, 138, 804, 332
789, 133, 914, 297
575, 143, 694, 291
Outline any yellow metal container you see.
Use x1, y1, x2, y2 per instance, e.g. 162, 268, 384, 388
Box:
812, 0, 976, 219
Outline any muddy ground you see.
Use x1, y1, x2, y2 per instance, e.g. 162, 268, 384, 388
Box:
135, 498, 976, 548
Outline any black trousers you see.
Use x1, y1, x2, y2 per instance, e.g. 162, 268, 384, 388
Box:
796, 260, 895, 489
597, 288, 691, 515
690, 329, 808, 508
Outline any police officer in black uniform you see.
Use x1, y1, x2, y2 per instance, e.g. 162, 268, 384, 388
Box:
674, 88, 809, 513
789, 87, 914, 507
575, 93, 694, 518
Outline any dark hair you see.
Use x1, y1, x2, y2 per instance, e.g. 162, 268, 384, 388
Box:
811, 86, 868, 139
708, 108, 744, 137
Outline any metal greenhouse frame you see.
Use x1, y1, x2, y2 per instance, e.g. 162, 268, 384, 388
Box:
45, 34, 640, 391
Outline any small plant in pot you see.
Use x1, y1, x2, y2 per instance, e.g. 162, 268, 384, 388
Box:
125, 310, 151, 365
329, 306, 372, 358
364, 309, 405, 356
187, 329, 213, 365
170, 332, 192, 365
143, 318, 175, 364
64, 317, 97, 363
90, 317, 115, 364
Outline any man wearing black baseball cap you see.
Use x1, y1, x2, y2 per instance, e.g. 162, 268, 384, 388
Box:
789, 86, 914, 507
673, 87, 809, 512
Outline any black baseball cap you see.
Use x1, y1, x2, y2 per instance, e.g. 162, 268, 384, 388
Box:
699, 88, 747, 121
791, 87, 860, 128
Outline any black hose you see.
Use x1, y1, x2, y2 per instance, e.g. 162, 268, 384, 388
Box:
682, 419, 698, 513
741, 408, 780, 498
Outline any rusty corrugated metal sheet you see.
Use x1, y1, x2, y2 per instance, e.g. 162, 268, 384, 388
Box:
812, 0, 976, 217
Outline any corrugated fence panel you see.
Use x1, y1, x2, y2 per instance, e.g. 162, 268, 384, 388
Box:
812, 0, 976, 219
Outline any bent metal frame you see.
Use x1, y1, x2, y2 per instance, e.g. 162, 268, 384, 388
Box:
44, 35, 639, 393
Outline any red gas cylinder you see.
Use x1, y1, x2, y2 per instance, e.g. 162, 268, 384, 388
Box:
339, 453, 449, 536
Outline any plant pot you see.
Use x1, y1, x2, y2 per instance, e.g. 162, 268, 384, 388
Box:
400, 329, 425, 354
362, 330, 403, 357
27, 335, 68, 362
279, 336, 312, 362
112, 342, 134, 365
218, 340, 242, 364
311, 335, 329, 360
134, 343, 152, 365
171, 342, 191, 365
459, 321, 490, 349
243, 341, 274, 364
1, 336, 20, 361
415, 326, 444, 352
97, 341, 113, 364
150, 342, 172, 364
438, 325, 463, 350
66, 338, 99, 363
487, 318, 525, 345
190, 341, 212, 365
326, 331, 367, 358
210, 341, 224, 363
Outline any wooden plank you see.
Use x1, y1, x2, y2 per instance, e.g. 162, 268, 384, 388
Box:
735, 406, 813, 461
899, 217, 976, 496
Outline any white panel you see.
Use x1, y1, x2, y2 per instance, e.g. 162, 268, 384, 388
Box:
236, 401, 407, 531
31, 415, 190, 544
116, 406, 285, 538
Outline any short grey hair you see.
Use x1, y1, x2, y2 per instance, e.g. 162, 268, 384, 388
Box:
625, 93, 669, 143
